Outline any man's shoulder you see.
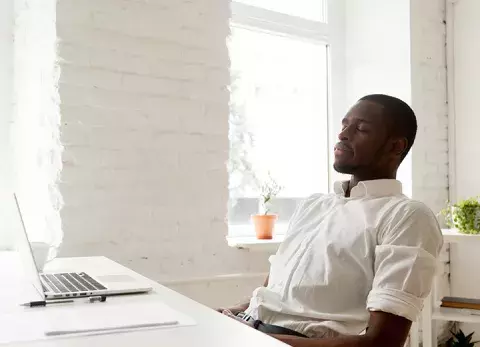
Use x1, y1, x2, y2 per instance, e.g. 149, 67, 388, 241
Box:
379, 197, 442, 236
387, 196, 437, 219
379, 197, 443, 250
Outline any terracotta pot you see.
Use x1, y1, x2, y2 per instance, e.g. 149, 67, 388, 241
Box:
252, 214, 278, 240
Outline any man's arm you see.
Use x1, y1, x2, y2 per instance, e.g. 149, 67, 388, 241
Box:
271, 311, 411, 347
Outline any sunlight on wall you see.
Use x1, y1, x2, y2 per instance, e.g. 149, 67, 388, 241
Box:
12, 0, 63, 256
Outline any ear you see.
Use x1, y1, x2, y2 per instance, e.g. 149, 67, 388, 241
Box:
392, 138, 408, 157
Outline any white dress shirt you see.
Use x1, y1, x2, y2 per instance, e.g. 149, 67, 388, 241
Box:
244, 179, 443, 338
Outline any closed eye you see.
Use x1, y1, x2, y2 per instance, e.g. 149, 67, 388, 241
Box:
357, 125, 370, 132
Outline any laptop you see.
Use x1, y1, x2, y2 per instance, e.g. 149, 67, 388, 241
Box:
13, 194, 153, 300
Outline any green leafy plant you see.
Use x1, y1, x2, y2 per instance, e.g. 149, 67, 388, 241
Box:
447, 329, 479, 347
441, 197, 480, 234
258, 173, 282, 215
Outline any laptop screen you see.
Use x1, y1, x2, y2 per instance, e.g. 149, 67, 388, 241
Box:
13, 194, 45, 300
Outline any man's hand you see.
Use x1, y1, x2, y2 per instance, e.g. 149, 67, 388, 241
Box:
215, 303, 249, 315
218, 308, 255, 328
271, 311, 412, 347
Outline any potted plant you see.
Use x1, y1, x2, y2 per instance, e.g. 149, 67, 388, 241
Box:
447, 329, 478, 347
440, 197, 480, 234
252, 173, 282, 240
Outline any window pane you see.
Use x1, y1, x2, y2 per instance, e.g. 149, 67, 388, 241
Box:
234, 0, 326, 22
229, 26, 329, 201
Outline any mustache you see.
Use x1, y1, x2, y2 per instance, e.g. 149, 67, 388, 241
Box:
334, 142, 353, 152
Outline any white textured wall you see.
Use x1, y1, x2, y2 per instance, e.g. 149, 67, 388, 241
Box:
448, 0, 480, 339
56, 0, 270, 302
452, 0, 480, 202
345, 0, 412, 105
0, 0, 14, 249
410, 0, 449, 215
12, 0, 63, 256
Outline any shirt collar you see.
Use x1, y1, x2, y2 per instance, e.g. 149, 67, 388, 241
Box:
333, 179, 403, 198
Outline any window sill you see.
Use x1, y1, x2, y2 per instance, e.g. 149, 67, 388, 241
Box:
227, 234, 285, 252
441, 228, 480, 243
226, 228, 466, 252
227, 223, 288, 252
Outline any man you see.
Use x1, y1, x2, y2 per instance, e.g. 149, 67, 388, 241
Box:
220, 94, 443, 347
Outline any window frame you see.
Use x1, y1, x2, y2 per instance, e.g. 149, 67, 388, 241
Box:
228, 0, 346, 237
231, 2, 329, 42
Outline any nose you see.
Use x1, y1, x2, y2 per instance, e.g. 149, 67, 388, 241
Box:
338, 126, 350, 141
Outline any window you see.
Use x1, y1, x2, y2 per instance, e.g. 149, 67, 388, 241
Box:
228, 1, 337, 234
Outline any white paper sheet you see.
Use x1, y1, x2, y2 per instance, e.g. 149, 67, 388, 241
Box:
0, 300, 196, 345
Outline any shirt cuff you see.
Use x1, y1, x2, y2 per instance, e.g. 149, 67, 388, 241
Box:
366, 288, 424, 322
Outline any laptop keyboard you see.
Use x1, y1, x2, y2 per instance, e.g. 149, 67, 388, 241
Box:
41, 272, 107, 294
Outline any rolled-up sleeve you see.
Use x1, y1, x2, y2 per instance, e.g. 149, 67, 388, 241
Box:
366, 201, 444, 321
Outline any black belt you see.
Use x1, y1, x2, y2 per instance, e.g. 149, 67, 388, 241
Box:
254, 320, 309, 338
236, 313, 308, 338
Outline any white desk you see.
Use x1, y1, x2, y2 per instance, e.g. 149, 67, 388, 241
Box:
0, 253, 287, 346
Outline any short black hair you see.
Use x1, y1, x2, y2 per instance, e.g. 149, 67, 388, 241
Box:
359, 94, 417, 161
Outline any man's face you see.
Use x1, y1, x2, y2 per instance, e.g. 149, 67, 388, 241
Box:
333, 100, 392, 175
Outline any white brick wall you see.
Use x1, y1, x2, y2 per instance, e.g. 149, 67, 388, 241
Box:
57, 0, 271, 285
410, 0, 449, 213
